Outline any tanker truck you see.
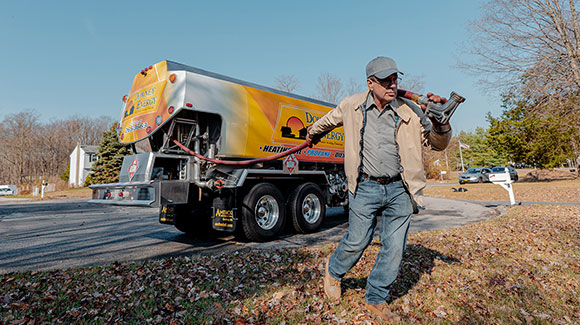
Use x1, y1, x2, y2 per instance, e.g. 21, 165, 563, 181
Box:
90, 60, 348, 241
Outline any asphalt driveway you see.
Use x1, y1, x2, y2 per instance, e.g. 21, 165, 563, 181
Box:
0, 196, 497, 273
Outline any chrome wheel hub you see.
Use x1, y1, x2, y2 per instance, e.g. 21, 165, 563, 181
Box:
255, 195, 279, 230
302, 194, 321, 224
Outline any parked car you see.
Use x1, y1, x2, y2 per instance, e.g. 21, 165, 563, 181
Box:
0, 185, 16, 196
458, 167, 492, 184
489, 166, 519, 182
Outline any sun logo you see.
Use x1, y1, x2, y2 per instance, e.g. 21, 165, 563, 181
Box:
280, 116, 307, 139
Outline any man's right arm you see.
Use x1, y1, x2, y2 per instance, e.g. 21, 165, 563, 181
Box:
306, 102, 345, 145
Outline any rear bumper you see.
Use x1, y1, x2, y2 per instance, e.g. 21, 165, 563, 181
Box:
458, 178, 481, 184
89, 180, 191, 207
89, 181, 157, 207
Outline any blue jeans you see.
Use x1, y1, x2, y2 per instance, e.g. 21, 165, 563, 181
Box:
328, 177, 413, 304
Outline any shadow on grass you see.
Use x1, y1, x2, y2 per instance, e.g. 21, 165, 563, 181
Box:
342, 243, 459, 302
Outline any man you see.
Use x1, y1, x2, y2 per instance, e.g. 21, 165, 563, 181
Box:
307, 56, 452, 321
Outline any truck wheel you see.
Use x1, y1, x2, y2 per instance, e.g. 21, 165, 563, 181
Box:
241, 183, 286, 241
288, 183, 325, 233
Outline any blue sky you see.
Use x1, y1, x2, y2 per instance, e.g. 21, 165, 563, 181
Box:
0, 1, 498, 133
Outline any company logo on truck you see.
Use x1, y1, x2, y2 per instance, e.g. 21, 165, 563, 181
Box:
122, 82, 166, 121
274, 104, 344, 147
280, 116, 307, 139
118, 78, 169, 144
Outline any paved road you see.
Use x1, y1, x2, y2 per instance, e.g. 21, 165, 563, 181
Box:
0, 196, 497, 274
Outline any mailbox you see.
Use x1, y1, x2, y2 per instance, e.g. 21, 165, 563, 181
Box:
489, 168, 511, 184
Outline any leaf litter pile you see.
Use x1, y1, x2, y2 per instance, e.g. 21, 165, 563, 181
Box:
2, 205, 579, 324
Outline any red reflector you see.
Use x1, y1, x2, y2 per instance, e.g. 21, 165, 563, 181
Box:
122, 95, 127, 102
168, 106, 174, 114
186, 103, 193, 107
169, 74, 176, 83
119, 192, 123, 197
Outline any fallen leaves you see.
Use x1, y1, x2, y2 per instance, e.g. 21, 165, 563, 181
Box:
2, 205, 580, 323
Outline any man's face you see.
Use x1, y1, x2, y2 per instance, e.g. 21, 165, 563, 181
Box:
367, 73, 398, 104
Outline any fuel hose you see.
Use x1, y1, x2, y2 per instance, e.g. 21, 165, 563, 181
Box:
172, 138, 311, 166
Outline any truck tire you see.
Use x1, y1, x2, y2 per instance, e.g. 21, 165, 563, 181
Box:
241, 183, 286, 241
288, 183, 326, 233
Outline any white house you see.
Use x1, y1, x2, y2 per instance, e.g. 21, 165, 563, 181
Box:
69, 144, 99, 186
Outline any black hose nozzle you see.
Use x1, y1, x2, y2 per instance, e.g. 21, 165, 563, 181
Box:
398, 89, 466, 125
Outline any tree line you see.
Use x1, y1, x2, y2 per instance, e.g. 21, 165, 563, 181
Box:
0, 112, 114, 186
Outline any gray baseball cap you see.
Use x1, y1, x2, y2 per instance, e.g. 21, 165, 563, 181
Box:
366, 56, 403, 79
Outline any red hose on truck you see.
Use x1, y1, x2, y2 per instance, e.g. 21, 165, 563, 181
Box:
172, 138, 311, 165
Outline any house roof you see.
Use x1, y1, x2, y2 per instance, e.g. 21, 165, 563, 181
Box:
79, 145, 99, 153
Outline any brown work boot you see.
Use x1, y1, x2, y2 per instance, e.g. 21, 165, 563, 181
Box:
323, 256, 341, 303
366, 303, 400, 322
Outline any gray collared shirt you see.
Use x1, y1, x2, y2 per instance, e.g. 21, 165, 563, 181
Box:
361, 93, 401, 178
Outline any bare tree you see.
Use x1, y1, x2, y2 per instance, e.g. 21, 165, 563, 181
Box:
460, 0, 580, 99
315, 72, 344, 104
62, 116, 115, 145
274, 74, 299, 93
0, 112, 40, 184
0, 112, 114, 186
399, 74, 426, 94
345, 77, 366, 96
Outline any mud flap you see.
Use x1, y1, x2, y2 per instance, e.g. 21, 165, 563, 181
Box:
212, 195, 237, 232
159, 204, 176, 225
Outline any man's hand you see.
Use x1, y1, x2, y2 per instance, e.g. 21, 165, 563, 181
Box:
421, 92, 450, 128
420, 92, 447, 110
306, 126, 322, 147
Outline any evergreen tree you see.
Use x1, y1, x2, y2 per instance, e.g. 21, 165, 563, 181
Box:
60, 161, 70, 182
486, 95, 577, 168
457, 128, 506, 168
87, 124, 130, 185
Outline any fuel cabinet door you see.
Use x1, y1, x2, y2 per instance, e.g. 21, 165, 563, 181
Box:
212, 191, 237, 232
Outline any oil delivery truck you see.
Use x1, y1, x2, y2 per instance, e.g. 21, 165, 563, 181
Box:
90, 60, 348, 241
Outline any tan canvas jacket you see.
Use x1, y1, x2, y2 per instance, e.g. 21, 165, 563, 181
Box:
309, 89, 452, 208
